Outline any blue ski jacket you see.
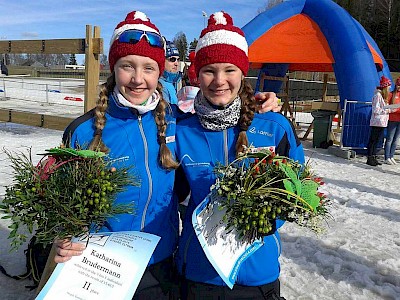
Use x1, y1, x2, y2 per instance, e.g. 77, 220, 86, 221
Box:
159, 78, 178, 105
175, 111, 305, 286
62, 94, 179, 265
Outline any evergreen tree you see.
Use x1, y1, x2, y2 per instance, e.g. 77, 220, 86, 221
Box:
173, 32, 188, 62
68, 54, 77, 65
189, 38, 198, 53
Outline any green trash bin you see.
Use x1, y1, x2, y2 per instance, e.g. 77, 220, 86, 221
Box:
311, 110, 336, 148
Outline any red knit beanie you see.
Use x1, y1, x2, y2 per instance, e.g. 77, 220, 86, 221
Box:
379, 76, 391, 89
395, 76, 400, 86
195, 11, 249, 76
109, 11, 165, 74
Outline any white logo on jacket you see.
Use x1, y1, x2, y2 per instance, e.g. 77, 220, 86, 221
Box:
248, 126, 273, 137
179, 154, 210, 167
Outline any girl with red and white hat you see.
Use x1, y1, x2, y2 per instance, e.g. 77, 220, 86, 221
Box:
53, 11, 180, 299
383, 76, 400, 165
366, 76, 394, 166
174, 11, 304, 299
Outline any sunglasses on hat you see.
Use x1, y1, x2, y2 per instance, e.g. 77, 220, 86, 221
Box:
167, 56, 180, 62
118, 29, 164, 48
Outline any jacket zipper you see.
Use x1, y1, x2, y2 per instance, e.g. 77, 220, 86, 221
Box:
138, 115, 153, 230
272, 233, 281, 255
183, 130, 229, 275
223, 129, 228, 165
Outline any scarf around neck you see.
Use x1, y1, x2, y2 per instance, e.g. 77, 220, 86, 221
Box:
113, 86, 160, 114
194, 92, 241, 131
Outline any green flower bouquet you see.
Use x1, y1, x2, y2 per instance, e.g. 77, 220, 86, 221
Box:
0, 147, 138, 251
211, 147, 331, 244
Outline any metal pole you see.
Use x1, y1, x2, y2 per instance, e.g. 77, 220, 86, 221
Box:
202, 11, 207, 28
2, 77, 6, 99
46, 84, 49, 105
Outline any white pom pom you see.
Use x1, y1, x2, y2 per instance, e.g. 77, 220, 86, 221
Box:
213, 12, 227, 25
134, 11, 148, 21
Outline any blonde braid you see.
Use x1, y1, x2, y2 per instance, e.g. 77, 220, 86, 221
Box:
154, 82, 179, 170
236, 79, 256, 156
382, 86, 391, 104
88, 74, 116, 153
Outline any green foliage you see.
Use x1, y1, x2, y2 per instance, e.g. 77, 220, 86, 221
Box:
0, 147, 138, 251
173, 31, 188, 62
189, 38, 198, 53
212, 147, 331, 244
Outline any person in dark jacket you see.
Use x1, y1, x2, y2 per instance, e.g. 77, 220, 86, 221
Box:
1, 61, 8, 76
174, 11, 304, 300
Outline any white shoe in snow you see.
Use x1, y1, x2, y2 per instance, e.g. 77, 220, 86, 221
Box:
385, 159, 394, 165
390, 158, 397, 165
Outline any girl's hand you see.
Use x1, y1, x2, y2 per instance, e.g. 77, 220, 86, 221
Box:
256, 92, 282, 113
54, 239, 86, 263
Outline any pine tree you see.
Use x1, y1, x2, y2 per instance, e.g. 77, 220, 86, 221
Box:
173, 32, 188, 62
68, 54, 77, 65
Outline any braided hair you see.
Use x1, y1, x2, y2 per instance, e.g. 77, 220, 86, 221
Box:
88, 74, 178, 170
154, 82, 179, 170
235, 78, 256, 156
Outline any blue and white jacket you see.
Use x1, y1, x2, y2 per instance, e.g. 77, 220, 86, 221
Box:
175, 111, 304, 286
62, 94, 179, 265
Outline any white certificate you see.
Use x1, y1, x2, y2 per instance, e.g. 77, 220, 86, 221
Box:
192, 193, 263, 289
36, 231, 160, 300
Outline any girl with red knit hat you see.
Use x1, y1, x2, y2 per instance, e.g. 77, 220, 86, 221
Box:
384, 76, 400, 165
174, 11, 304, 299
366, 76, 394, 166
53, 11, 180, 299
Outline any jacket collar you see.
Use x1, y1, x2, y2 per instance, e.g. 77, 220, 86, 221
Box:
107, 93, 141, 119
162, 70, 182, 85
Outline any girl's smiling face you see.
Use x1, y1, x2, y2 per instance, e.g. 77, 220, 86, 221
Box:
114, 55, 160, 105
198, 63, 244, 107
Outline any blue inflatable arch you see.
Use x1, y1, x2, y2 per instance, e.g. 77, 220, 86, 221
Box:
242, 0, 392, 148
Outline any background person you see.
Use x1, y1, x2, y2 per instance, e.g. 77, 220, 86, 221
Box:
0, 61, 8, 76
159, 41, 182, 104
366, 76, 392, 166
186, 51, 199, 87
174, 11, 304, 300
384, 76, 400, 165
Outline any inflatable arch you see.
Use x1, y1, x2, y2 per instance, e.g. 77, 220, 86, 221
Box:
242, 0, 392, 149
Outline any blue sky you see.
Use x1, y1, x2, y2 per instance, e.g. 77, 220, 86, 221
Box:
0, 0, 269, 63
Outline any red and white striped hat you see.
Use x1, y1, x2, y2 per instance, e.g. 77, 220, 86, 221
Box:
379, 76, 391, 89
108, 11, 165, 74
195, 11, 249, 76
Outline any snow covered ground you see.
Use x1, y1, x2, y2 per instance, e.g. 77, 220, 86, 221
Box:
0, 77, 399, 299
0, 76, 85, 118
0, 123, 399, 300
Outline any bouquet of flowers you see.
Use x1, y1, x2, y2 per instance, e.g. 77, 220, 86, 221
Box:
0, 147, 138, 251
211, 147, 331, 244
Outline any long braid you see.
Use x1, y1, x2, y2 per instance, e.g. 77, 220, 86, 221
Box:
88, 74, 116, 153
236, 79, 256, 156
154, 82, 179, 170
